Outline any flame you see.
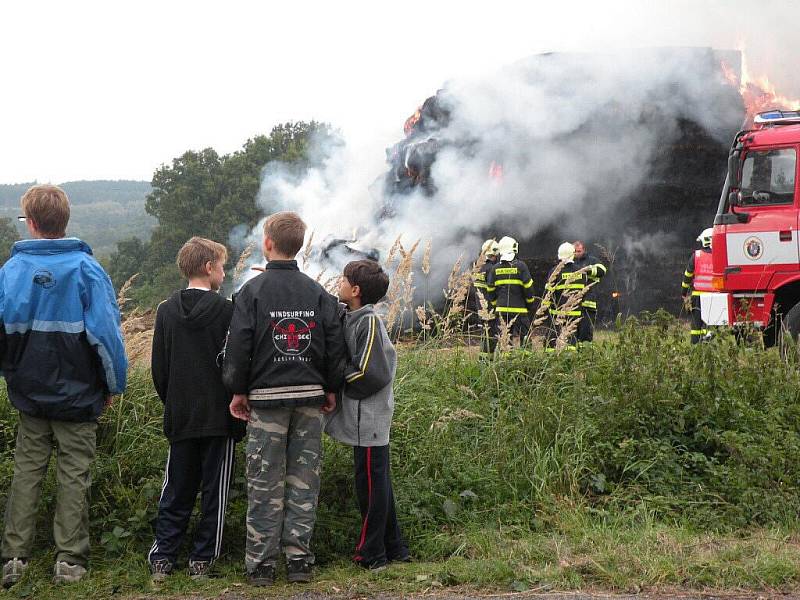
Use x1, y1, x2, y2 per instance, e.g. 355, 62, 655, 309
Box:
722, 52, 800, 124
404, 107, 421, 136
611, 291, 621, 299
488, 160, 503, 180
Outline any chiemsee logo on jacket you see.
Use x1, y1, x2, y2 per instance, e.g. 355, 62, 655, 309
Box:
269, 310, 315, 362
32, 269, 56, 289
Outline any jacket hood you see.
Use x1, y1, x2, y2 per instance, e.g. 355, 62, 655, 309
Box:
12, 237, 93, 256
169, 289, 228, 329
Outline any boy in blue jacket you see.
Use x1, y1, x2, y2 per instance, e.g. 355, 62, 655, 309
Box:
0, 185, 127, 587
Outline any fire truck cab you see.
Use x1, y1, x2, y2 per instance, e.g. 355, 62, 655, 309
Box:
710, 110, 800, 341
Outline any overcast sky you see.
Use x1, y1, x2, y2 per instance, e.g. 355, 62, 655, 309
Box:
1, 0, 798, 184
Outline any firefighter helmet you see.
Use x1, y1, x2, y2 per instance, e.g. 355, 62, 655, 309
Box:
481, 239, 499, 257
497, 236, 518, 261
558, 242, 576, 262
697, 227, 713, 248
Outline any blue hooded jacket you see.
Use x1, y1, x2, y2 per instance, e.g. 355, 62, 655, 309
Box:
0, 238, 128, 421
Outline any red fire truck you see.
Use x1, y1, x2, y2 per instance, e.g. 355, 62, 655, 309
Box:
708, 109, 800, 342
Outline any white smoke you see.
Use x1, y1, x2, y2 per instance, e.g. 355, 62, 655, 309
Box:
238, 47, 744, 290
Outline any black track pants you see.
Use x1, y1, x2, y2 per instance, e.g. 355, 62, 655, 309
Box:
148, 436, 236, 563
353, 445, 407, 564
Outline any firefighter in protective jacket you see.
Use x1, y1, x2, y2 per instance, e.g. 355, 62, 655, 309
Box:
470, 239, 499, 354
543, 242, 587, 351
486, 236, 535, 346
682, 228, 713, 344
573, 240, 608, 342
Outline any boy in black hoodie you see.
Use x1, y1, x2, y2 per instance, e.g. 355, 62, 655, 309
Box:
148, 237, 244, 581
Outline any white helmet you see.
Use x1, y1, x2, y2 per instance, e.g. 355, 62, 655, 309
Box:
697, 227, 713, 249
481, 239, 499, 257
558, 242, 576, 262
497, 236, 518, 261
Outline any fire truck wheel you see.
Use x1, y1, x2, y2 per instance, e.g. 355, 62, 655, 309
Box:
778, 302, 800, 353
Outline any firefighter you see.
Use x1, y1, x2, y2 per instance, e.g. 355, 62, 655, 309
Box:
471, 239, 499, 355
543, 243, 587, 351
572, 240, 608, 343
486, 236, 535, 347
682, 228, 713, 344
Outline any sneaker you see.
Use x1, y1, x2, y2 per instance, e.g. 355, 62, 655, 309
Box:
149, 558, 173, 582
354, 556, 388, 572
52, 561, 87, 584
247, 563, 275, 587
286, 558, 313, 583
2, 558, 28, 589
188, 559, 212, 580
388, 550, 412, 563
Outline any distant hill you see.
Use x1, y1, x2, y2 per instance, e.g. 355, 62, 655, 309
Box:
0, 180, 156, 257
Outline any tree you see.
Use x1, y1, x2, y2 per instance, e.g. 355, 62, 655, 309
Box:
0, 217, 21, 265
110, 121, 335, 308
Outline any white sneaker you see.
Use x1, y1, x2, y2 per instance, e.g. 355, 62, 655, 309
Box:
53, 560, 87, 584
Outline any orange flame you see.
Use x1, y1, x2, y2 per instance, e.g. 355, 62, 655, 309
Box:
404, 108, 421, 136
722, 53, 800, 124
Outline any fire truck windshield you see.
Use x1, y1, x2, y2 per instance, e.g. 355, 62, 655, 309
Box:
738, 148, 796, 206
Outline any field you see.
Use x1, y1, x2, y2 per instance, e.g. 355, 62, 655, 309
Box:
2, 314, 800, 598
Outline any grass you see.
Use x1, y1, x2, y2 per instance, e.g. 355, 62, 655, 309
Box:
2, 313, 800, 598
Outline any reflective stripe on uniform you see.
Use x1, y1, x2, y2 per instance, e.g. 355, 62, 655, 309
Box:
497, 306, 529, 314
681, 282, 690, 289
690, 329, 708, 335
549, 309, 582, 317
494, 278, 533, 288
684, 270, 694, 277
582, 300, 597, 309
525, 297, 536, 303
494, 267, 519, 275
474, 282, 488, 289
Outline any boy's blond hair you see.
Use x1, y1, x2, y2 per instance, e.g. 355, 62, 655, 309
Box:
263, 211, 306, 257
21, 185, 70, 238
176, 237, 228, 279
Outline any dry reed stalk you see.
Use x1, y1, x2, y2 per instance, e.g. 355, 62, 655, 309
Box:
302, 230, 315, 270
415, 305, 432, 331
532, 262, 565, 327
496, 314, 516, 352
384, 236, 402, 269
384, 240, 417, 336
232, 244, 255, 283
117, 273, 139, 312
422, 241, 432, 276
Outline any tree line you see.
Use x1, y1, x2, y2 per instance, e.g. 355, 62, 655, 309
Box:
106, 121, 332, 307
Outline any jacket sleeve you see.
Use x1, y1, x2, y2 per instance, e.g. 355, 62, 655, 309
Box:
344, 314, 393, 400
83, 261, 128, 394
222, 283, 255, 394
486, 264, 497, 307
151, 302, 168, 403
519, 261, 536, 309
587, 255, 608, 281
322, 293, 347, 393
682, 254, 695, 296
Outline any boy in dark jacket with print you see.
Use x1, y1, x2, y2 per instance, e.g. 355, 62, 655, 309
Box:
326, 260, 409, 571
148, 237, 243, 581
223, 212, 346, 586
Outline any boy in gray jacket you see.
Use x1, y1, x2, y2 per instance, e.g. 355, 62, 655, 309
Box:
325, 260, 409, 570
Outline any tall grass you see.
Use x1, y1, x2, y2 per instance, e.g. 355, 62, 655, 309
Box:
2, 312, 800, 595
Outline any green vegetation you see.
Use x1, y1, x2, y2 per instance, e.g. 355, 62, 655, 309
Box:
0, 181, 154, 259
1, 314, 800, 598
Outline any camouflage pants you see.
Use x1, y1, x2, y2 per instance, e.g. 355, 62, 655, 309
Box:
245, 405, 323, 572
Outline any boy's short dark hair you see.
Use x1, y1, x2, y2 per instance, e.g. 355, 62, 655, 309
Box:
176, 237, 228, 279
263, 211, 306, 257
344, 260, 390, 305
21, 185, 70, 237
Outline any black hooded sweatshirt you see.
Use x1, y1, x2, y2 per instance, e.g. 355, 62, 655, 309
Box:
151, 289, 244, 442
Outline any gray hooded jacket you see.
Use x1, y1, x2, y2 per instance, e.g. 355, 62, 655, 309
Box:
325, 304, 396, 447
